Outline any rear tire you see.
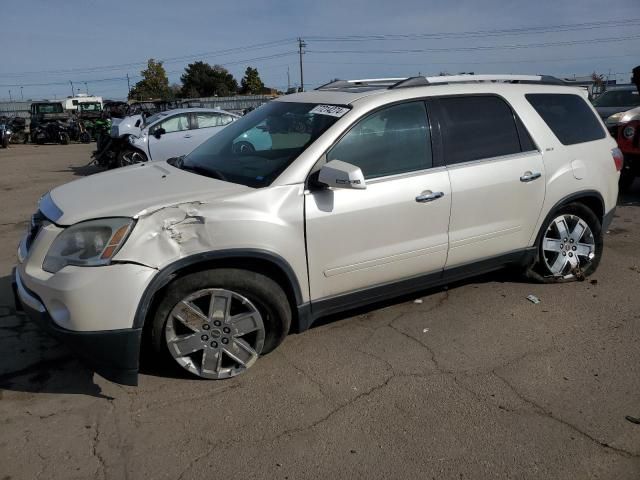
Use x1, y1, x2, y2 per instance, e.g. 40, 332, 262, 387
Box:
526, 203, 602, 282
149, 269, 291, 379
60, 133, 69, 145
79, 131, 91, 144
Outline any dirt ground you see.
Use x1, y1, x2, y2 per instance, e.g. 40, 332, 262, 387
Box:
0, 143, 639, 479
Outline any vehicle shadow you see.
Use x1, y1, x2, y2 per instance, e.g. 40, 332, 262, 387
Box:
618, 179, 640, 206
311, 268, 525, 329
0, 275, 113, 398
53, 162, 106, 177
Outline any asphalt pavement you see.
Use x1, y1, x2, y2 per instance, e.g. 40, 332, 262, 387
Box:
0, 144, 638, 479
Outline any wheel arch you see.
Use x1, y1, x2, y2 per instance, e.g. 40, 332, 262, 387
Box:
133, 249, 304, 332
533, 190, 605, 248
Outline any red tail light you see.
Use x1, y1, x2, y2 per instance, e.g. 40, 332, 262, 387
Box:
612, 147, 624, 172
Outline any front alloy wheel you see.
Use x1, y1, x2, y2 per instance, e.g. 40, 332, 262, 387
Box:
165, 288, 265, 379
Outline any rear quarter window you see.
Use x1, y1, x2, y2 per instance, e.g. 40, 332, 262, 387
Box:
526, 93, 606, 145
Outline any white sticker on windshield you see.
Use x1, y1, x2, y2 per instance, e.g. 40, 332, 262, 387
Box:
309, 105, 350, 117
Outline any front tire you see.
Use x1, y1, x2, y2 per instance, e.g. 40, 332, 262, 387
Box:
150, 269, 291, 379
527, 203, 602, 282
117, 149, 147, 167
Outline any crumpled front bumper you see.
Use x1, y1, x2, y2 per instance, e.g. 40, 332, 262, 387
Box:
12, 267, 142, 385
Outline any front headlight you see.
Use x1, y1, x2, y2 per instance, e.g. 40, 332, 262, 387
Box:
623, 126, 635, 139
43, 218, 134, 273
128, 135, 139, 144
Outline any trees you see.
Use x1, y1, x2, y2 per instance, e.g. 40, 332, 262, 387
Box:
128, 59, 171, 100
240, 67, 265, 94
181, 61, 238, 97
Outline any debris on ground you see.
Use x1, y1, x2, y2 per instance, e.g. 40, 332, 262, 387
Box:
526, 294, 541, 304
414, 299, 423, 304
590, 279, 598, 285
423, 328, 429, 333
625, 415, 640, 425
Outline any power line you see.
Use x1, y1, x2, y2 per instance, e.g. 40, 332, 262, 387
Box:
306, 18, 640, 42
0, 38, 296, 78
308, 34, 640, 54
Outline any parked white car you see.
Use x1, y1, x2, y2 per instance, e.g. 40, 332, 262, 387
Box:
123, 108, 239, 164
14, 75, 620, 385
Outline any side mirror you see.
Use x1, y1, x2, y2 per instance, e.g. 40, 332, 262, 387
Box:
317, 159, 366, 190
154, 127, 166, 139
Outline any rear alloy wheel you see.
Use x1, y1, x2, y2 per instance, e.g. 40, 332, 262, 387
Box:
529, 203, 602, 281
150, 269, 291, 379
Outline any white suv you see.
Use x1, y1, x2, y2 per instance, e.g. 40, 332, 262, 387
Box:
13, 75, 621, 385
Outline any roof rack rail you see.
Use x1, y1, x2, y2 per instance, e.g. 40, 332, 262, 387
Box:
316, 78, 407, 91
391, 74, 567, 89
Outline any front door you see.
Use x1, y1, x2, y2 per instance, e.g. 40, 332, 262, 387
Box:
148, 113, 194, 161
305, 101, 452, 301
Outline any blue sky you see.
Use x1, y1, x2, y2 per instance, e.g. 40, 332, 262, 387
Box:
1, 0, 639, 101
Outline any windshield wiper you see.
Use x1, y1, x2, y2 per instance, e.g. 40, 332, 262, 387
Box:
174, 161, 226, 181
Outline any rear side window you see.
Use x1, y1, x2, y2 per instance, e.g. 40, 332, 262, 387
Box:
526, 93, 605, 145
437, 96, 523, 165
328, 101, 432, 179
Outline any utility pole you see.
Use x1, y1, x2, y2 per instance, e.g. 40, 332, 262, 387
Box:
8, 90, 12, 102
298, 37, 306, 92
84, 82, 88, 95
69, 80, 74, 97
287, 66, 291, 91
20, 86, 23, 101
126, 73, 131, 96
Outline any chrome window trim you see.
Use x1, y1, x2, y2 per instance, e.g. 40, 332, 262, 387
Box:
444, 150, 541, 170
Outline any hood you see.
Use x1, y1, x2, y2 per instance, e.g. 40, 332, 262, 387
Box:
595, 105, 634, 120
605, 106, 640, 127
47, 162, 251, 225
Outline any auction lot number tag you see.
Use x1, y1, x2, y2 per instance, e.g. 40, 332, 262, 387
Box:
310, 105, 350, 117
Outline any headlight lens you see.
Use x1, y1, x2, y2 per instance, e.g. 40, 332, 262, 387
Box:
43, 218, 134, 273
623, 126, 635, 139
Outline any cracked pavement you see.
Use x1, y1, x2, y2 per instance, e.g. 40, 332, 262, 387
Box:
0, 144, 639, 479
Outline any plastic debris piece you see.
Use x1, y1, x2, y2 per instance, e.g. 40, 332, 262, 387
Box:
423, 328, 429, 333
526, 294, 541, 304
414, 299, 423, 304
625, 415, 640, 425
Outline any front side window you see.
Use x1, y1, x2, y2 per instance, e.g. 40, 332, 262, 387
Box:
438, 96, 522, 165
527, 93, 606, 145
153, 114, 190, 134
327, 101, 432, 179
180, 102, 344, 188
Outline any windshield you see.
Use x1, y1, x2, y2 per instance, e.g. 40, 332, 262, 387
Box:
143, 112, 168, 128
35, 104, 63, 114
593, 89, 640, 108
80, 103, 101, 111
178, 102, 347, 188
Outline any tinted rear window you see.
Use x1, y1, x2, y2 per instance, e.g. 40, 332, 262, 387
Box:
526, 93, 605, 145
437, 96, 524, 165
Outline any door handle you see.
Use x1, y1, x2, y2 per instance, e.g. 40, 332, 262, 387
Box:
415, 191, 444, 203
520, 171, 541, 182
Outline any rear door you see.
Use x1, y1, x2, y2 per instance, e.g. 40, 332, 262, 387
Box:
305, 101, 451, 301
433, 95, 546, 267
147, 113, 192, 161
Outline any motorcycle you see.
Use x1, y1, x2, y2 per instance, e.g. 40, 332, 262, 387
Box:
33, 121, 70, 145
68, 116, 92, 143
0, 122, 11, 148
8, 117, 28, 144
